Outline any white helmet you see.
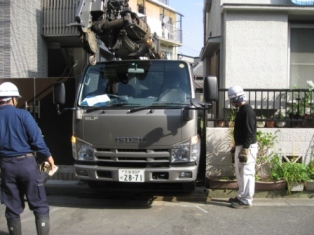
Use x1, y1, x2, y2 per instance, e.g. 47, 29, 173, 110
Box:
228, 85, 246, 102
0, 82, 22, 102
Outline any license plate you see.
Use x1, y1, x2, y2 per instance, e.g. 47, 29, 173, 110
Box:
118, 169, 144, 182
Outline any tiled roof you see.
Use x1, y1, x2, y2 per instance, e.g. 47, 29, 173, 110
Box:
193, 61, 203, 89
193, 61, 203, 77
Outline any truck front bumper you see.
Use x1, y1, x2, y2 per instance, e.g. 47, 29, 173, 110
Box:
74, 164, 198, 183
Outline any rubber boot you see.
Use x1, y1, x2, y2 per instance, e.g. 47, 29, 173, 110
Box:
35, 215, 50, 235
7, 218, 22, 235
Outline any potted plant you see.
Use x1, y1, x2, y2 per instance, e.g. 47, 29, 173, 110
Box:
254, 130, 286, 190
228, 108, 237, 127
256, 115, 266, 128
269, 155, 285, 181
255, 130, 278, 181
305, 160, 314, 191
275, 112, 286, 128
282, 161, 310, 194
216, 120, 226, 127
265, 116, 275, 128
255, 155, 287, 191
287, 81, 314, 127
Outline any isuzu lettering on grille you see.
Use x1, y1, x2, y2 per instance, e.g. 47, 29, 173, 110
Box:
116, 137, 147, 143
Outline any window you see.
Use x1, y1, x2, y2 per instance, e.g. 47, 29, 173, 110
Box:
290, 25, 314, 88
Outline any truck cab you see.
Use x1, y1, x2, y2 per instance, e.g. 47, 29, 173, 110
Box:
54, 59, 217, 190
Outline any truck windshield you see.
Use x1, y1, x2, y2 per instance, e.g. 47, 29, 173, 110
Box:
78, 61, 192, 108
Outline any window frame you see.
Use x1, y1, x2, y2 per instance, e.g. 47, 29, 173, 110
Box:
289, 24, 314, 88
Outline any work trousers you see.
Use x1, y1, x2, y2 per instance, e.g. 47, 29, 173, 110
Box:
0, 155, 49, 220
234, 143, 258, 205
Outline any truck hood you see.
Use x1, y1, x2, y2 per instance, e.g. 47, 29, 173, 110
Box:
75, 109, 196, 148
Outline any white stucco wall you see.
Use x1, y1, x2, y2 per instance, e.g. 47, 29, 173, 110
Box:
206, 127, 314, 177
206, 0, 293, 40
223, 12, 289, 89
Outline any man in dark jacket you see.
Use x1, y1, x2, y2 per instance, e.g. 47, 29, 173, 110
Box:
228, 85, 257, 209
0, 82, 55, 235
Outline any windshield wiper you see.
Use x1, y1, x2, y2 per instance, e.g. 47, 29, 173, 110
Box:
85, 103, 127, 113
129, 103, 187, 113
129, 105, 155, 113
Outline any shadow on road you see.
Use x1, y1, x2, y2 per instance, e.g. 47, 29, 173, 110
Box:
45, 181, 211, 209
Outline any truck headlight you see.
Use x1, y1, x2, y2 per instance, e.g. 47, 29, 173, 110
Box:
171, 135, 200, 164
72, 136, 95, 161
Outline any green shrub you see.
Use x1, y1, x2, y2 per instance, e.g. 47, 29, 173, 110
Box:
282, 161, 310, 194
255, 130, 279, 181
309, 160, 314, 179
269, 156, 284, 181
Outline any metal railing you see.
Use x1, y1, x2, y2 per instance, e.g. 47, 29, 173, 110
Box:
162, 23, 182, 43
207, 88, 314, 128
42, 0, 79, 36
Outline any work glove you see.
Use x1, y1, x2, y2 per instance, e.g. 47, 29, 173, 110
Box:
239, 148, 249, 163
39, 161, 50, 183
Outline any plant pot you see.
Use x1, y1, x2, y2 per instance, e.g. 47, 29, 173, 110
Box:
206, 177, 238, 190
257, 121, 265, 128
275, 121, 286, 128
228, 121, 235, 127
216, 121, 226, 127
290, 182, 304, 192
255, 180, 287, 191
266, 121, 275, 128
305, 180, 314, 191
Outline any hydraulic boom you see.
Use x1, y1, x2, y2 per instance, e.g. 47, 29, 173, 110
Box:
69, 0, 166, 64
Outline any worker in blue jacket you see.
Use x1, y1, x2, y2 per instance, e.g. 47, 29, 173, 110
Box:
0, 82, 55, 235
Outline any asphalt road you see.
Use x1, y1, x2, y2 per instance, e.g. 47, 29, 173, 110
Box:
0, 180, 314, 235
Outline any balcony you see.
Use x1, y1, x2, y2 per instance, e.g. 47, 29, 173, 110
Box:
161, 23, 182, 43
42, 0, 78, 37
207, 88, 314, 128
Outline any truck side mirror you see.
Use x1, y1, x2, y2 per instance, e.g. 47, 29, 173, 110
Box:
203, 76, 218, 103
53, 82, 66, 105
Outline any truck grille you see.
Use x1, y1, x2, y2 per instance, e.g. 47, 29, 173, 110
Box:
94, 148, 170, 168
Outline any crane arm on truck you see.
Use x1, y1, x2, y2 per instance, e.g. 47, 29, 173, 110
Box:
68, 0, 166, 64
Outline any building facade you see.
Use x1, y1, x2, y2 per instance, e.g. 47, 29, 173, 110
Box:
201, 0, 314, 177
0, 0, 48, 78
201, 0, 314, 90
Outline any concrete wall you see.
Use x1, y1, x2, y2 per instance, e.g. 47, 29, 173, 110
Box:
10, 0, 48, 78
206, 127, 314, 177
0, 0, 11, 78
0, 0, 48, 78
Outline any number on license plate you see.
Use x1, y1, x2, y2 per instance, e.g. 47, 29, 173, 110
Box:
118, 169, 144, 182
